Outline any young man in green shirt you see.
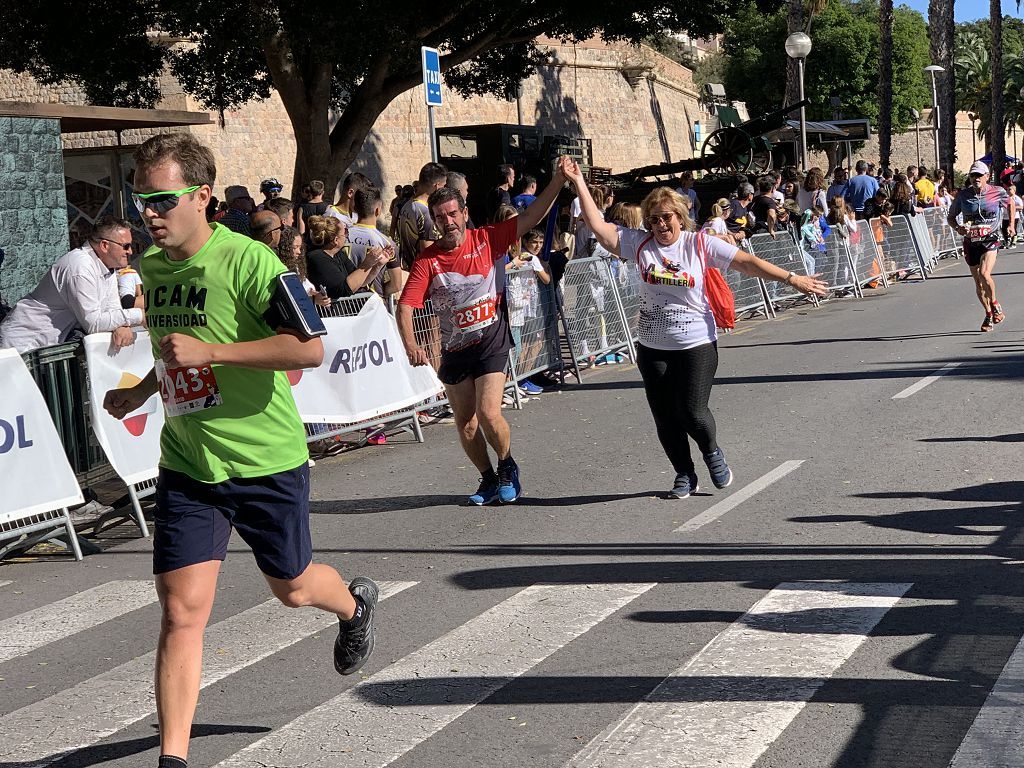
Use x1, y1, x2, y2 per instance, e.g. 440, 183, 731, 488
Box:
103, 133, 377, 768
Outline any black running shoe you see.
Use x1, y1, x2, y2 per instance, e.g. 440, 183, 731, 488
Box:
334, 577, 378, 676
666, 472, 699, 499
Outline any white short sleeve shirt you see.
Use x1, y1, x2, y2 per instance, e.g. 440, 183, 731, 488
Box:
618, 227, 738, 350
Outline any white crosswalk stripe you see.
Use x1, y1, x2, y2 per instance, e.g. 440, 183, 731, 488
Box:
9, 577, 1015, 768
0, 580, 158, 664
0, 580, 417, 766
566, 582, 911, 768
214, 582, 656, 768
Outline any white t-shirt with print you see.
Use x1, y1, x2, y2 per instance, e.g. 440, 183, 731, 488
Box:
506, 258, 548, 325
619, 227, 738, 351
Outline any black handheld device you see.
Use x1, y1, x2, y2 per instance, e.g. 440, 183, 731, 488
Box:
265, 272, 328, 338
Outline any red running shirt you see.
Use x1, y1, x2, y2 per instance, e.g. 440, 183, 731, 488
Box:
399, 219, 518, 353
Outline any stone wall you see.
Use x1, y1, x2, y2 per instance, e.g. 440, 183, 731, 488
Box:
0, 117, 69, 304
0, 38, 708, 203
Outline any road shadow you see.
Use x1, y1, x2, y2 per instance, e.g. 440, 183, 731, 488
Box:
921, 433, 1024, 444
438, 479, 1024, 768
1, 724, 271, 768
310, 491, 661, 515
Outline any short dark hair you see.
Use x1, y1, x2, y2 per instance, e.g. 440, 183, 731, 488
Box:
89, 215, 132, 242
341, 172, 370, 195
427, 185, 466, 215
353, 185, 383, 219
498, 164, 514, 184
757, 177, 774, 195
265, 198, 292, 219
134, 133, 216, 188
418, 162, 448, 188
855, 160, 868, 173
520, 174, 537, 190
306, 180, 325, 197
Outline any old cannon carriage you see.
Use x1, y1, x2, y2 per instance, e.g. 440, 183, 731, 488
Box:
610, 99, 811, 186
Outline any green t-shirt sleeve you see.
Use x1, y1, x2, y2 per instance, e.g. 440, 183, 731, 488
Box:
239, 241, 288, 323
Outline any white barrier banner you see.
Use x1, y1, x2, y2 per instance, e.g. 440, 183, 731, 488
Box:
289, 294, 442, 423
0, 348, 83, 523
83, 331, 163, 485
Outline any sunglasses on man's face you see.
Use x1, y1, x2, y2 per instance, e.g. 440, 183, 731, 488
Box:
99, 237, 133, 252
132, 185, 201, 215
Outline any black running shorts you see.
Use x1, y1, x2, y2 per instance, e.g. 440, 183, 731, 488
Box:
437, 344, 511, 385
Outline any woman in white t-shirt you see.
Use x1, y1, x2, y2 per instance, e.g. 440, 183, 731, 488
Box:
566, 167, 827, 499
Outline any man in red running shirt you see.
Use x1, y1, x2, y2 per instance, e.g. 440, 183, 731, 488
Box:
397, 156, 572, 505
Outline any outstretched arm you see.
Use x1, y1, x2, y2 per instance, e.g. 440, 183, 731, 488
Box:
516, 158, 570, 238
564, 161, 621, 256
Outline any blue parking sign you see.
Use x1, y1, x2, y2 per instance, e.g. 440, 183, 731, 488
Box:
421, 47, 442, 107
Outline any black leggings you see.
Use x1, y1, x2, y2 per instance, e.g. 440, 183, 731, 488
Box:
636, 342, 719, 475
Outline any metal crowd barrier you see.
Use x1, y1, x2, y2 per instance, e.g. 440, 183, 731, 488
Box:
722, 259, 773, 318
506, 269, 562, 382
21, 342, 114, 486
871, 215, 929, 279
908, 211, 938, 271
559, 256, 636, 366
817, 231, 861, 297
744, 232, 818, 310
921, 207, 961, 260
306, 293, 426, 451
846, 221, 888, 289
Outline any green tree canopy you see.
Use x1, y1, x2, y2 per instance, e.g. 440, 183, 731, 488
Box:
0, 0, 783, 193
721, 0, 929, 135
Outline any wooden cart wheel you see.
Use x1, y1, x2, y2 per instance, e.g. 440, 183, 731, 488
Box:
701, 127, 753, 175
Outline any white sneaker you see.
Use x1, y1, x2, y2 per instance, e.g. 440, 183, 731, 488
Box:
69, 500, 114, 525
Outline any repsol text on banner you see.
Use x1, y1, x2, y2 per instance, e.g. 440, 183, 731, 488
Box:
0, 415, 33, 453
329, 339, 396, 374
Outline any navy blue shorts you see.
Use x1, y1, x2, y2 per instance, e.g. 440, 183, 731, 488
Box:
153, 464, 312, 580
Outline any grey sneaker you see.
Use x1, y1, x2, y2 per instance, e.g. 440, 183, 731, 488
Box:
334, 577, 378, 675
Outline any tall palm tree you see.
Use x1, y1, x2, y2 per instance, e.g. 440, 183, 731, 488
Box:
928, 0, 955, 172
878, 0, 894, 167
955, 30, 992, 141
991, 0, 1006, 173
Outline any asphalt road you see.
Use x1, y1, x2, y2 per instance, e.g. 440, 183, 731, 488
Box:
2, 247, 1024, 768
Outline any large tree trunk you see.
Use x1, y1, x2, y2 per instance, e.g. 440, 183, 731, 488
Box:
991, 0, 1006, 174
928, 0, 956, 174
878, 0, 894, 168
784, 0, 804, 107
261, 33, 336, 195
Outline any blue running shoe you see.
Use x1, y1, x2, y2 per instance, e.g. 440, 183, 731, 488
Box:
666, 472, 699, 499
469, 473, 501, 505
703, 448, 734, 489
519, 380, 544, 395
497, 462, 522, 503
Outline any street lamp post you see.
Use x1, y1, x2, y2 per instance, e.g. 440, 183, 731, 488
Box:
910, 107, 921, 165
924, 65, 944, 170
785, 32, 812, 170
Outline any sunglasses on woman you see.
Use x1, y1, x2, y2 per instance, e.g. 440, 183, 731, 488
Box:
132, 185, 201, 215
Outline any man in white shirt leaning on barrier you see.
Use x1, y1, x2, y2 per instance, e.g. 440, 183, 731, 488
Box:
0, 215, 144, 353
